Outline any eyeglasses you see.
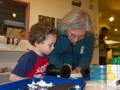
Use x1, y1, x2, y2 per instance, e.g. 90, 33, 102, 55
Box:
67, 32, 85, 45
68, 32, 85, 41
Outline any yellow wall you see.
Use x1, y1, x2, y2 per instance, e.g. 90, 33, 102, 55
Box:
18, 0, 72, 28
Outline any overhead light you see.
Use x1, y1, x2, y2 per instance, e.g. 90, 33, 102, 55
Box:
0, 1, 3, 4
12, 13, 16, 18
109, 16, 114, 22
105, 40, 120, 45
105, 36, 108, 40
114, 28, 118, 32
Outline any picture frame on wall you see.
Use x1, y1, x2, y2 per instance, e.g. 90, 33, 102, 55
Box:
38, 15, 55, 29
72, 0, 81, 7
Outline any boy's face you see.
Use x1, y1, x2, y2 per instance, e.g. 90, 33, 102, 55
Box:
35, 34, 56, 55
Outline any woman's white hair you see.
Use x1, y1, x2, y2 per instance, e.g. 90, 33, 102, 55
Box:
61, 10, 93, 34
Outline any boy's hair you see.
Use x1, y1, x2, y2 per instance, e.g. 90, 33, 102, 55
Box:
29, 23, 56, 46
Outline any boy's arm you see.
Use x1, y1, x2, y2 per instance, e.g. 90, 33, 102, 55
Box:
9, 73, 27, 82
9, 52, 35, 82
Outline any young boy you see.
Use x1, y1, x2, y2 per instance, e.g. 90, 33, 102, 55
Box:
9, 23, 57, 82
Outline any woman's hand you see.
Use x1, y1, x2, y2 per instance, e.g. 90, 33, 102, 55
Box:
64, 64, 72, 71
72, 67, 81, 73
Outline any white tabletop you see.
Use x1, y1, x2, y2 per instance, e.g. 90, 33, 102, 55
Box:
70, 73, 119, 90
85, 81, 118, 90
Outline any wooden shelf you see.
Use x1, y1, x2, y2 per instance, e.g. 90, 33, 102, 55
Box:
0, 72, 10, 75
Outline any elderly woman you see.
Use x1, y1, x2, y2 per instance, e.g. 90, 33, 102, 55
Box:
49, 10, 94, 73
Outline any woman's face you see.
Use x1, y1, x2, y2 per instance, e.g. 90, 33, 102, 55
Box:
67, 29, 86, 45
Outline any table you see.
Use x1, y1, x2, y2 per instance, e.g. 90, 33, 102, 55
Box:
0, 76, 86, 90
1, 76, 118, 90
85, 81, 117, 90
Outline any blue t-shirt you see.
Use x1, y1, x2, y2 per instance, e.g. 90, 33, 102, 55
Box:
12, 51, 49, 78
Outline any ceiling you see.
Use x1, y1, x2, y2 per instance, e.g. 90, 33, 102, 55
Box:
99, 0, 120, 43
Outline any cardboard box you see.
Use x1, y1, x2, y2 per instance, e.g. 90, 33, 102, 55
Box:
107, 65, 120, 87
